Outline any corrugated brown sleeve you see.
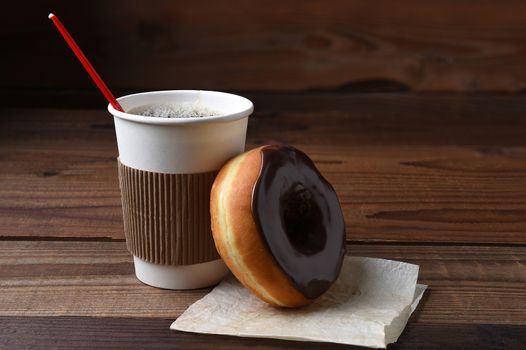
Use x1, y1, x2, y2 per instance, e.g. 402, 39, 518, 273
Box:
118, 160, 220, 265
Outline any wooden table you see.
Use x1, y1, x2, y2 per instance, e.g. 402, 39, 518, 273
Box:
1, 93, 525, 349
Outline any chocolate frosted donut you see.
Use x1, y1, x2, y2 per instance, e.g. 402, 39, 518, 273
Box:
210, 145, 346, 307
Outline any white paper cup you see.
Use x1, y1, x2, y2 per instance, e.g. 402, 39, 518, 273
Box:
108, 90, 253, 289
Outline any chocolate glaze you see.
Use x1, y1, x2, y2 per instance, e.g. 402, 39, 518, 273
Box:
251, 145, 346, 300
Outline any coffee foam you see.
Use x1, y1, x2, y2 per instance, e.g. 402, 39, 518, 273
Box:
129, 103, 218, 118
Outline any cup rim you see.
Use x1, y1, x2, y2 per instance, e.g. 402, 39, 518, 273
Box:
108, 90, 254, 125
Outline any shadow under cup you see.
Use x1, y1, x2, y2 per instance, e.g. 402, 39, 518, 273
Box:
108, 91, 253, 289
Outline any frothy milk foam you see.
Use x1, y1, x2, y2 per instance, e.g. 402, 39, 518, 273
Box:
129, 103, 219, 118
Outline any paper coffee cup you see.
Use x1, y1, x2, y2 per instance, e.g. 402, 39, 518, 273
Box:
108, 90, 253, 289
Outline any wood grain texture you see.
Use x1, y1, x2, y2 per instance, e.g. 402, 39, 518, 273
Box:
1, 316, 525, 350
4, 1, 526, 95
1, 94, 525, 243
0, 241, 524, 325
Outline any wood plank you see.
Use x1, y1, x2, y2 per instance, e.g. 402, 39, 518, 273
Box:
0, 316, 525, 350
0, 241, 524, 325
1, 94, 525, 243
5, 1, 526, 94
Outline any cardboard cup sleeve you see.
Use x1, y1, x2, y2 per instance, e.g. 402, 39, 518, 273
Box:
118, 159, 220, 266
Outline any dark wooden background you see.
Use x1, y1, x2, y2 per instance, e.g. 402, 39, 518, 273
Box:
4, 0, 526, 109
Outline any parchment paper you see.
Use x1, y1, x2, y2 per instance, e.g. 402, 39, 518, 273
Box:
171, 256, 427, 348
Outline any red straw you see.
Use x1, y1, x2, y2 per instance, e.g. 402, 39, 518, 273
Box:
48, 13, 124, 112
